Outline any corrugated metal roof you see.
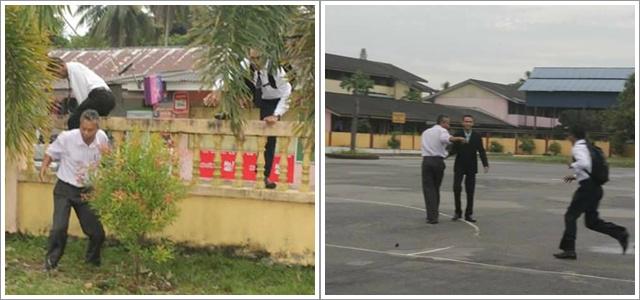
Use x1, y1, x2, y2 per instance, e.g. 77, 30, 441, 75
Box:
519, 79, 626, 92
49, 47, 201, 88
325, 53, 437, 93
529, 67, 634, 79
326, 92, 514, 128
425, 78, 525, 104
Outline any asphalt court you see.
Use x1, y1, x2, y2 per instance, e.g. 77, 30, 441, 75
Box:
325, 157, 636, 295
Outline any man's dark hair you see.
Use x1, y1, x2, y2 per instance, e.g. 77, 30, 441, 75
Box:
463, 114, 474, 120
569, 125, 586, 140
80, 109, 100, 124
436, 114, 449, 125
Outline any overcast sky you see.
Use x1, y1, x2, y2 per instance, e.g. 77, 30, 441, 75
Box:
325, 4, 636, 89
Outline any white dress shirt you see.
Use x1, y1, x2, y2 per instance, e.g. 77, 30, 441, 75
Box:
212, 59, 292, 117
570, 139, 592, 182
421, 124, 452, 157
251, 66, 292, 117
46, 129, 109, 187
66, 62, 110, 104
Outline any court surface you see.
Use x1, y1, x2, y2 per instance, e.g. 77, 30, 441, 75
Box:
325, 157, 636, 295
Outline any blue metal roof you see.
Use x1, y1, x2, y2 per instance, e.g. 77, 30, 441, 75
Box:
519, 79, 626, 92
529, 67, 634, 79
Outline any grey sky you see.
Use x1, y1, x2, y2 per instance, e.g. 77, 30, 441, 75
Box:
325, 5, 636, 89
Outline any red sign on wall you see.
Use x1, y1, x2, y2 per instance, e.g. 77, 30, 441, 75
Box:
199, 151, 294, 183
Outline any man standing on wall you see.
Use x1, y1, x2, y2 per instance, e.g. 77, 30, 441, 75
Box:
450, 115, 489, 223
203, 48, 292, 189
49, 57, 116, 129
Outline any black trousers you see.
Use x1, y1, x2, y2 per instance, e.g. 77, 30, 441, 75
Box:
453, 171, 476, 217
559, 179, 627, 251
422, 156, 445, 222
46, 180, 105, 267
67, 88, 115, 129
259, 98, 280, 179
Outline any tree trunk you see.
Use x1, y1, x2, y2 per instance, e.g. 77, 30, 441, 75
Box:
164, 6, 171, 47
350, 97, 360, 152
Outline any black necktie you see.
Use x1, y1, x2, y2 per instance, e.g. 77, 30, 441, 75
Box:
254, 71, 263, 105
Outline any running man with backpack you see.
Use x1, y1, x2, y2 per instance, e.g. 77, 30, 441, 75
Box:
554, 126, 629, 260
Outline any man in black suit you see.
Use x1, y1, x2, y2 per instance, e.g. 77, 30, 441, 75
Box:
450, 115, 489, 223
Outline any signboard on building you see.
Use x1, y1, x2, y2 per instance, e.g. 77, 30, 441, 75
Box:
392, 112, 406, 124
173, 91, 189, 117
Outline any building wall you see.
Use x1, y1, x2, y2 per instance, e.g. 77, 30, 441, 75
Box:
325, 79, 394, 97
394, 81, 411, 100
16, 181, 314, 265
433, 84, 509, 121
505, 114, 560, 128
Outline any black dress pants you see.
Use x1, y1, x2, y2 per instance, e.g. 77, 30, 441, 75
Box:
46, 180, 105, 267
258, 98, 280, 179
453, 171, 476, 217
67, 88, 115, 129
559, 179, 627, 251
422, 156, 445, 222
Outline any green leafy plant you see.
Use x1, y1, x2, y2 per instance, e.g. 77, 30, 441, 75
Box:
548, 141, 562, 156
489, 141, 504, 153
387, 133, 401, 150
518, 135, 536, 154
89, 130, 188, 284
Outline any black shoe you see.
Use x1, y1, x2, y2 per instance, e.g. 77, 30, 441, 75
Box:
264, 180, 277, 189
464, 216, 477, 223
553, 251, 577, 260
426, 220, 439, 224
452, 214, 462, 221
619, 231, 629, 255
44, 257, 57, 272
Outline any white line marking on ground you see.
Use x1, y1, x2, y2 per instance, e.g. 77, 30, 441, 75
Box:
326, 244, 634, 284
325, 244, 452, 258
406, 246, 453, 256
328, 197, 481, 237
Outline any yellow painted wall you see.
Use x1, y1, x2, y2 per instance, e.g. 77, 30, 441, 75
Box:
330, 132, 351, 147
394, 82, 411, 100
17, 182, 314, 265
414, 136, 421, 150
400, 135, 414, 150
325, 79, 394, 97
356, 133, 370, 148
372, 134, 391, 149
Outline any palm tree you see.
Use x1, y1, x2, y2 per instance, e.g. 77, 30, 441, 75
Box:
76, 5, 156, 47
148, 5, 190, 46
404, 89, 422, 102
5, 6, 58, 165
340, 70, 374, 152
188, 5, 313, 138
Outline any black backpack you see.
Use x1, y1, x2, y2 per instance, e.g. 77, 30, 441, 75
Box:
585, 142, 609, 185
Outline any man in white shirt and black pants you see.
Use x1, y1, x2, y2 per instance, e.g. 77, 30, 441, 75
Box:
205, 49, 292, 189
39, 110, 110, 271
421, 115, 466, 224
50, 57, 115, 130
554, 126, 629, 259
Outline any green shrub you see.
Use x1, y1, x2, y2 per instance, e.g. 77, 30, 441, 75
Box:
518, 136, 536, 154
387, 133, 401, 150
89, 130, 188, 282
489, 141, 504, 153
548, 141, 562, 156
